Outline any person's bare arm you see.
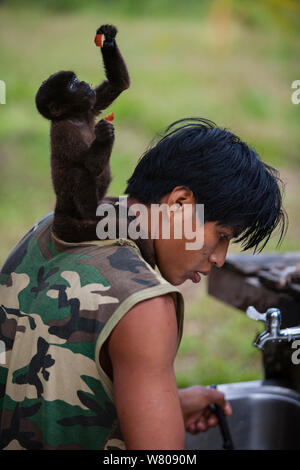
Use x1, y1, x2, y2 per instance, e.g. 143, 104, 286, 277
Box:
108, 293, 185, 450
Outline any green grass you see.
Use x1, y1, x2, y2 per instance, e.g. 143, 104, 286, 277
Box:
0, 2, 299, 387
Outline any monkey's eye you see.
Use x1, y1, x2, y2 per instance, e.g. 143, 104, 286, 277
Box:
68, 77, 79, 91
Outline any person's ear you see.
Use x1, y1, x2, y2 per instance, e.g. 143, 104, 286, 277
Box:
168, 186, 195, 207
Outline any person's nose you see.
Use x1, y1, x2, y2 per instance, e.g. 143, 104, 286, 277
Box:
209, 244, 229, 268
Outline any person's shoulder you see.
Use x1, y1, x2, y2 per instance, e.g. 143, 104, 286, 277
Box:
52, 236, 169, 291
83, 240, 175, 304
45, 230, 174, 302
1, 212, 54, 275
98, 240, 169, 288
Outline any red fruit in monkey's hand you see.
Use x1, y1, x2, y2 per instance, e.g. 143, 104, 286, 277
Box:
94, 33, 104, 47
103, 112, 114, 122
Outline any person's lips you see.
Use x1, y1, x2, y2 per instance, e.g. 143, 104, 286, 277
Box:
191, 271, 201, 283
189, 270, 210, 283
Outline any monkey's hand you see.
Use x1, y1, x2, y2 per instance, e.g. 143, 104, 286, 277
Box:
95, 119, 115, 143
96, 24, 117, 48
84, 119, 115, 174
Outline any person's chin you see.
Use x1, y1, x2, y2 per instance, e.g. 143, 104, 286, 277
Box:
156, 262, 183, 286
167, 272, 186, 286
159, 269, 180, 286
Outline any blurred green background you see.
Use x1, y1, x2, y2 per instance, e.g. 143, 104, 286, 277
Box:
0, 0, 299, 388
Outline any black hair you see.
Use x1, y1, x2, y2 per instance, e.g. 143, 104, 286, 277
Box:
125, 118, 288, 253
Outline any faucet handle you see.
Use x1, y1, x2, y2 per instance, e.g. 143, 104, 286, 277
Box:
246, 306, 267, 322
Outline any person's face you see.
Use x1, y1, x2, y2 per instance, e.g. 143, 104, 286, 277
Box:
151, 187, 237, 286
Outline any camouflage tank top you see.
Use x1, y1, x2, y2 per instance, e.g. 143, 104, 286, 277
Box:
0, 212, 184, 450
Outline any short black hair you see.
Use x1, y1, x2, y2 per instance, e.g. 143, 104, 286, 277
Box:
125, 118, 288, 253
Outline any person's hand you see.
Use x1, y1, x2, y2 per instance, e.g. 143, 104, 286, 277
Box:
178, 385, 232, 434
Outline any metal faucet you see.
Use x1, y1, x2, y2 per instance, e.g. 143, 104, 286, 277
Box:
246, 306, 300, 349
246, 306, 300, 391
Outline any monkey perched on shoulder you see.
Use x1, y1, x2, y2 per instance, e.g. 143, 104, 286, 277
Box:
35, 24, 130, 242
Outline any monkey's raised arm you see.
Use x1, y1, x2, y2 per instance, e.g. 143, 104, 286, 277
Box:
93, 24, 130, 114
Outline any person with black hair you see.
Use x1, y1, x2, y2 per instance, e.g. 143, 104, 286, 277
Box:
0, 118, 287, 450
124, 117, 287, 285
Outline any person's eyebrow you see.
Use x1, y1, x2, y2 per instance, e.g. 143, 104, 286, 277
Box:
232, 226, 245, 238
220, 225, 242, 239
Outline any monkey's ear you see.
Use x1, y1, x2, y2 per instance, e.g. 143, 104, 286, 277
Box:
49, 102, 65, 118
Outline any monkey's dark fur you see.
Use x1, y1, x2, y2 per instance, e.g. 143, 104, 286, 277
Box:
35, 25, 130, 242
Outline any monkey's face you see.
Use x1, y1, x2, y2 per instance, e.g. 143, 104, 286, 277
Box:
68, 75, 96, 102
36, 71, 96, 120
63, 74, 96, 115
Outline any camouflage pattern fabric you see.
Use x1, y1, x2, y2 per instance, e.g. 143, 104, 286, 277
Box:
0, 211, 184, 449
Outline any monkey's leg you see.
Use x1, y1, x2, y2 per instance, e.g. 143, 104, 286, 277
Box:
53, 213, 99, 243
93, 24, 130, 112
96, 164, 112, 203
69, 167, 99, 219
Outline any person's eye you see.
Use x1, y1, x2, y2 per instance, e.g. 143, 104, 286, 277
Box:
219, 233, 229, 241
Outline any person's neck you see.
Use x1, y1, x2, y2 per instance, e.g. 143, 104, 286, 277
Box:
126, 196, 157, 269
